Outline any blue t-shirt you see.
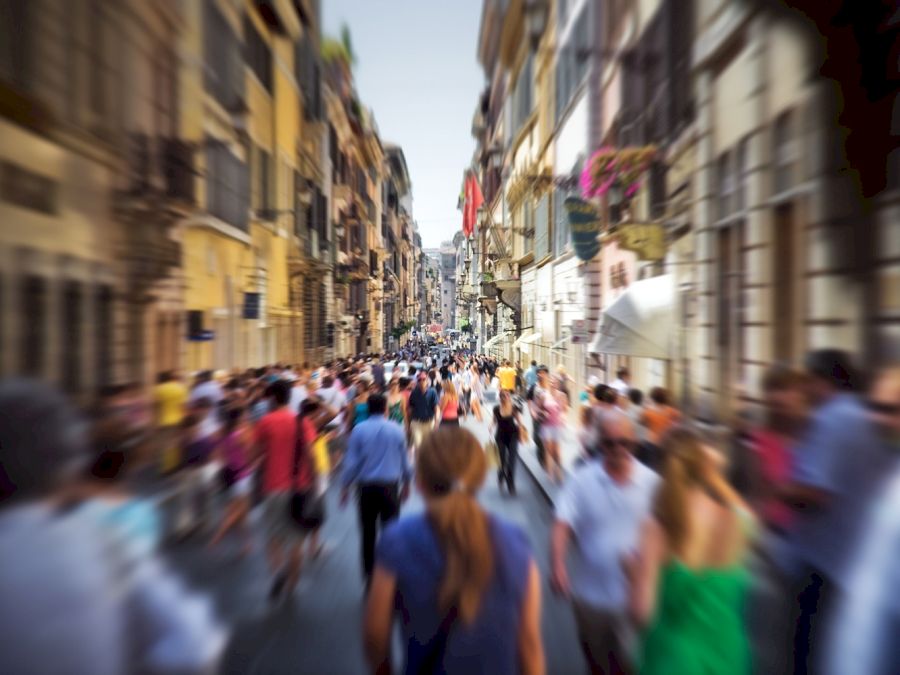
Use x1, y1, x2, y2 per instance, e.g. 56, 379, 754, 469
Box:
376, 512, 531, 675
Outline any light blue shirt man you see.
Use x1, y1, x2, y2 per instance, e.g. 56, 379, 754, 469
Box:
341, 415, 412, 489
524, 364, 538, 390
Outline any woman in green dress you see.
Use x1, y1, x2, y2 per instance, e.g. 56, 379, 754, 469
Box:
627, 427, 754, 675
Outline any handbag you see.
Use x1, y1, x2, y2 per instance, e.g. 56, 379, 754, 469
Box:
287, 422, 326, 530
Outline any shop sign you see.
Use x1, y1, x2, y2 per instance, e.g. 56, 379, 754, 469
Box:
616, 222, 666, 261
570, 319, 590, 344
565, 197, 601, 262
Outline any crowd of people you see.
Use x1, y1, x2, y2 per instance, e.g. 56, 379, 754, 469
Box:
1, 345, 898, 674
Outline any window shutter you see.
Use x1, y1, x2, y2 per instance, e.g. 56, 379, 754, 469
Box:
535, 193, 550, 260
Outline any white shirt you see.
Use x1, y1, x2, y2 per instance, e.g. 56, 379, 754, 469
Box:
556, 459, 659, 610
610, 378, 630, 396
318, 385, 347, 427
289, 385, 309, 414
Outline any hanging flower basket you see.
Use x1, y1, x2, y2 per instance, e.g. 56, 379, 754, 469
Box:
580, 145, 657, 200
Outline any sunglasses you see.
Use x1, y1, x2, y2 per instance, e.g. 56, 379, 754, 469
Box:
866, 400, 900, 415
602, 437, 637, 451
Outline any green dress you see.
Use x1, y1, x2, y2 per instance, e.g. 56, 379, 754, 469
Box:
638, 560, 751, 675
388, 400, 405, 426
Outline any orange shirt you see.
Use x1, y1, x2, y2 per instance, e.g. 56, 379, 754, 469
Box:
643, 405, 680, 444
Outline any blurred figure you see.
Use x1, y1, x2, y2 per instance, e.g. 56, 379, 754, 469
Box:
641, 388, 680, 447
346, 378, 371, 432
209, 406, 255, 557
153, 370, 188, 474
825, 367, 900, 675
551, 410, 659, 675
748, 365, 808, 533
386, 378, 408, 427
491, 389, 527, 494
628, 427, 753, 675
774, 349, 896, 675
340, 393, 413, 583
365, 428, 544, 675
525, 360, 539, 391
556, 365, 573, 409
611, 367, 632, 399
170, 401, 220, 541
253, 380, 306, 602
533, 366, 565, 483
0, 379, 225, 673
498, 359, 517, 393
440, 379, 461, 427
408, 373, 440, 453
190, 370, 224, 437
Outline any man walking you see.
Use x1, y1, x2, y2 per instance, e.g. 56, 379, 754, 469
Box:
498, 359, 517, 393
407, 373, 440, 452
253, 380, 306, 601
340, 393, 412, 583
551, 410, 659, 674
524, 360, 539, 391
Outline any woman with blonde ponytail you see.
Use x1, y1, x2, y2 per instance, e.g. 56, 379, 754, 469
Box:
364, 427, 544, 675
627, 426, 755, 674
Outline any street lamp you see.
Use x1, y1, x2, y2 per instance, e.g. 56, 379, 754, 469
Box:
524, 0, 549, 52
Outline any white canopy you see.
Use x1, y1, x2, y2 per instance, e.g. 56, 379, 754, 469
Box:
514, 331, 543, 354
590, 274, 675, 359
483, 334, 503, 351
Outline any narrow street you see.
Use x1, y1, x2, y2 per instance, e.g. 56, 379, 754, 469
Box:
162, 416, 582, 675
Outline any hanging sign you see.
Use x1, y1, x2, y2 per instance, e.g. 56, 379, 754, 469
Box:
570, 319, 590, 344
565, 197, 601, 262
616, 222, 666, 261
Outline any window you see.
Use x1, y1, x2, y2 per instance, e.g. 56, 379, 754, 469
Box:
296, 32, 321, 119
511, 54, 534, 132
773, 111, 797, 194
553, 187, 570, 254
206, 138, 250, 231
717, 152, 735, 221
0, 162, 58, 215
555, 5, 590, 121
736, 138, 748, 212
204, 1, 245, 110
21, 276, 45, 377
648, 162, 667, 219
95, 285, 112, 391
61, 281, 81, 393
257, 146, 270, 211
244, 14, 272, 92
534, 193, 551, 260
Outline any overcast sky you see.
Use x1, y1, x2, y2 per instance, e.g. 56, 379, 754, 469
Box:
322, 0, 483, 248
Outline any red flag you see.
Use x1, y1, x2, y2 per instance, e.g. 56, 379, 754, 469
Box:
462, 172, 484, 238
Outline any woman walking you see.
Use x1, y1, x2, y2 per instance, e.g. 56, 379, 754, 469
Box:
439, 380, 461, 428
491, 390, 526, 494
346, 379, 371, 432
364, 427, 544, 675
210, 406, 255, 556
535, 369, 565, 483
628, 427, 754, 675
386, 379, 408, 428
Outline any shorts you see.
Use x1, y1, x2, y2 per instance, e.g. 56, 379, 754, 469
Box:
263, 493, 307, 545
571, 601, 634, 672
230, 474, 253, 499
541, 425, 561, 443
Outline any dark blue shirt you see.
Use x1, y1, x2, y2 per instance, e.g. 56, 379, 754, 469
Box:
409, 386, 439, 421
376, 513, 531, 675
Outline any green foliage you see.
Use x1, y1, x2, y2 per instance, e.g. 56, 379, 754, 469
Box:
321, 23, 356, 68
391, 320, 416, 340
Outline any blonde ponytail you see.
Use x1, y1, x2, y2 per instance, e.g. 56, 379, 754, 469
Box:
418, 427, 494, 625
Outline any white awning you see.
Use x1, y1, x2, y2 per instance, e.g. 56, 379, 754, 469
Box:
551, 334, 570, 351
590, 275, 675, 359
483, 334, 503, 351
514, 331, 543, 354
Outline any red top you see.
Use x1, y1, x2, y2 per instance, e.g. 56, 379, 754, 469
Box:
441, 397, 459, 421
751, 429, 793, 530
255, 408, 313, 494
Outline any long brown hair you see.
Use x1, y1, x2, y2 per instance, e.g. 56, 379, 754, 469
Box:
654, 426, 707, 555
441, 379, 457, 402
417, 427, 493, 624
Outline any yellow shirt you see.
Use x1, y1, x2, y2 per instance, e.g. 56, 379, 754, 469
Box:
498, 367, 517, 391
154, 381, 188, 427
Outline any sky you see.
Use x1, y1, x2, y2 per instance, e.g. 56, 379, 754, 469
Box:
322, 0, 484, 249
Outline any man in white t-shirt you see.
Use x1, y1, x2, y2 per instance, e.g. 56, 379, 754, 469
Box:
551, 409, 659, 674
610, 367, 631, 398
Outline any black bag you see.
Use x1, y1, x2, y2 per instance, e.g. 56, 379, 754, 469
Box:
287, 422, 326, 531
289, 489, 325, 529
